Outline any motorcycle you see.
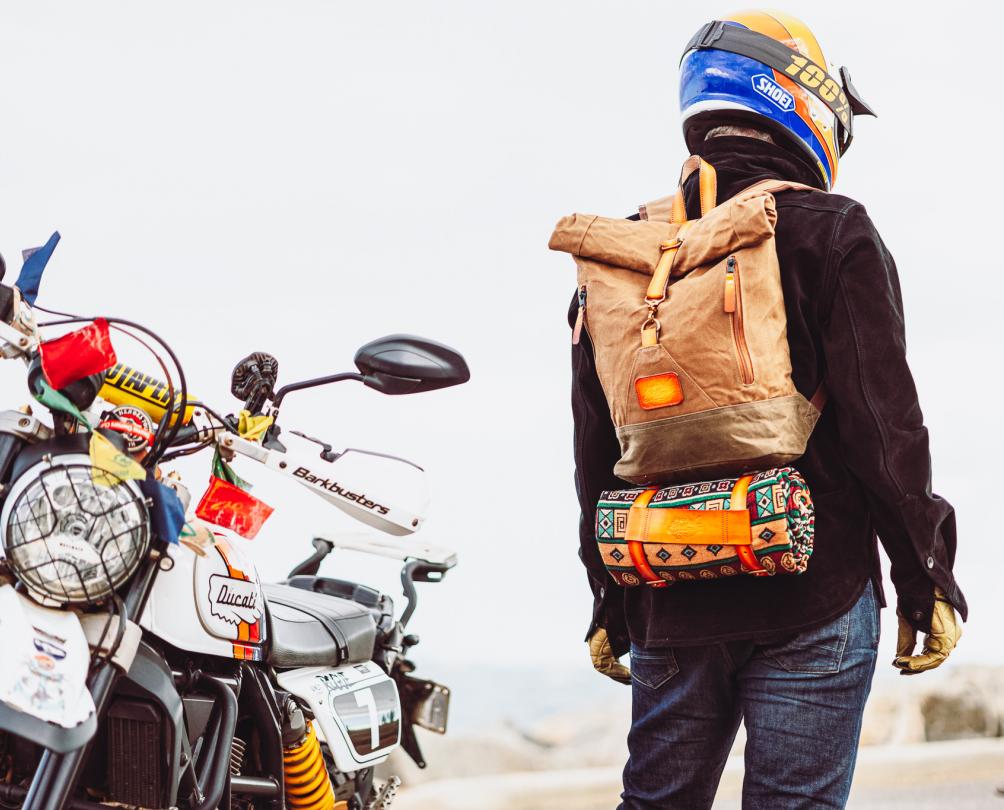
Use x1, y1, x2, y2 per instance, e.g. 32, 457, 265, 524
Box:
0, 258, 469, 810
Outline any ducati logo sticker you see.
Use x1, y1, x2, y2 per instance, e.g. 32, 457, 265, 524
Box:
208, 573, 261, 626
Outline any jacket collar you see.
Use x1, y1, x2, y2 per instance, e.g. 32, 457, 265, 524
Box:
690, 136, 826, 201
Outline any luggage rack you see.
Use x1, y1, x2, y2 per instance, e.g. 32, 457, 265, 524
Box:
286, 532, 457, 629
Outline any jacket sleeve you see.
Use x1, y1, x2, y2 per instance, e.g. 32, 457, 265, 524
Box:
821, 203, 967, 632
569, 292, 632, 656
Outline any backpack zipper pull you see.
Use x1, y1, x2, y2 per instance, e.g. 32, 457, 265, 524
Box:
723, 257, 737, 313
572, 285, 587, 345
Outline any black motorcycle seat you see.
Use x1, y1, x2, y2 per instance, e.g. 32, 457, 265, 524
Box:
264, 583, 377, 669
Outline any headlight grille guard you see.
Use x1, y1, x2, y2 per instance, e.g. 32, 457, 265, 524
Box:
3, 460, 150, 608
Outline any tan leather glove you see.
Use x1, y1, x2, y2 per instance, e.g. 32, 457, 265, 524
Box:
588, 628, 631, 684
893, 588, 962, 675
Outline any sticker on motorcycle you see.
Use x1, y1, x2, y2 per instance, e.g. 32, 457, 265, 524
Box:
0, 585, 94, 728
329, 681, 400, 756
192, 539, 266, 653
208, 574, 261, 626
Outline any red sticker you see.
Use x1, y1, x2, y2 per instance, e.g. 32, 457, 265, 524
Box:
195, 476, 273, 540
39, 318, 117, 390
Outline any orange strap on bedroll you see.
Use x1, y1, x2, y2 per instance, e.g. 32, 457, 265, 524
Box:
625, 475, 765, 584
670, 156, 718, 225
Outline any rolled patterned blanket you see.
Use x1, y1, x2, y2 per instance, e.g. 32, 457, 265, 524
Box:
595, 467, 814, 586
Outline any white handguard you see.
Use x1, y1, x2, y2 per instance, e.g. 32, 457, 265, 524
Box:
219, 434, 429, 536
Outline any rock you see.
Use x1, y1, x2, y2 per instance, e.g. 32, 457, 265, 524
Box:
918, 667, 1004, 742
380, 725, 553, 787
860, 690, 925, 746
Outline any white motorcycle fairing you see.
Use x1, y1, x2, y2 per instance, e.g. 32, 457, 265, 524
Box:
0, 584, 94, 730
277, 662, 401, 773
140, 535, 267, 662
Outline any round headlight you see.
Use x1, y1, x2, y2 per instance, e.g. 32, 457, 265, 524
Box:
0, 454, 150, 606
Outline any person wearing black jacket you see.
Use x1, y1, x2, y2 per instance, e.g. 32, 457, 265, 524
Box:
571, 11, 966, 810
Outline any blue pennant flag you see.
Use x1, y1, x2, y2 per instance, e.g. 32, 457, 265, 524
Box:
15, 231, 61, 305
140, 475, 186, 545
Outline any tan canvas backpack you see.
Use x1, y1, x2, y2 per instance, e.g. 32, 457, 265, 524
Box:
549, 156, 825, 486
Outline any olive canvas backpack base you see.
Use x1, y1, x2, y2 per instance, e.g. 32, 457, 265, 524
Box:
550, 156, 826, 488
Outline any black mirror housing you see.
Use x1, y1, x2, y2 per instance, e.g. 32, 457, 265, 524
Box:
354, 335, 470, 396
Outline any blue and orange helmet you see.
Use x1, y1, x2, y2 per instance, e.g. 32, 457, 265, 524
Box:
679, 10, 876, 190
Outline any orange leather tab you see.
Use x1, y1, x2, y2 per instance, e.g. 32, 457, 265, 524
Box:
635, 372, 684, 410
625, 506, 751, 546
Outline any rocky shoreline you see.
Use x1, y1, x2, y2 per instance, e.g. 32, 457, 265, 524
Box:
383, 665, 1004, 790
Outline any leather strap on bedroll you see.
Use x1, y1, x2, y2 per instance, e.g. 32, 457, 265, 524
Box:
624, 474, 766, 587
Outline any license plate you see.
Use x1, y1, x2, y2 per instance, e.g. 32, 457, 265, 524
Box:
407, 678, 450, 735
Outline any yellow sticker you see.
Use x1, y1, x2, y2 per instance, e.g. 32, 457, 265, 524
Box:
89, 431, 146, 487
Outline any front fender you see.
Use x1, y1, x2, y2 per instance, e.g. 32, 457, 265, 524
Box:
0, 584, 97, 753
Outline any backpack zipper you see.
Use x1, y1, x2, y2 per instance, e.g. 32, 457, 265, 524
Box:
724, 256, 754, 384
572, 284, 587, 345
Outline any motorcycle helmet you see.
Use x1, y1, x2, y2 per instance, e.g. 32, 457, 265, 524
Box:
679, 10, 876, 190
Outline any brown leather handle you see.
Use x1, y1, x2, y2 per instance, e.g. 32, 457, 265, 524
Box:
671, 156, 718, 224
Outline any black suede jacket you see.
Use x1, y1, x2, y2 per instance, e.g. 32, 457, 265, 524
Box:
571, 136, 967, 655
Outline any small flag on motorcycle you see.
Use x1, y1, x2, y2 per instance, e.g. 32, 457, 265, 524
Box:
195, 476, 274, 540
89, 431, 146, 487
14, 231, 60, 305
140, 476, 187, 545
39, 318, 117, 390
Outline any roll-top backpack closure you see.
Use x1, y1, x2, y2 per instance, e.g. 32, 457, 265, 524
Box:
548, 187, 779, 280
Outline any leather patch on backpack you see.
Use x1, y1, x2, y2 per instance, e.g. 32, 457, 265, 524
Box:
635, 372, 684, 410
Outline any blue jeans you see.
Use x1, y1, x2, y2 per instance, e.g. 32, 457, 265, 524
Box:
620, 581, 880, 810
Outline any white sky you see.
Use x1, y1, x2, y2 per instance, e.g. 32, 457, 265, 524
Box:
1, 1, 1001, 705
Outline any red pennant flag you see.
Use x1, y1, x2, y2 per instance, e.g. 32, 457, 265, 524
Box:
195, 476, 273, 540
39, 318, 117, 390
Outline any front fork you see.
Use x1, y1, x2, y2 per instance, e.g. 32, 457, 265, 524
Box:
23, 663, 121, 810
21, 551, 161, 810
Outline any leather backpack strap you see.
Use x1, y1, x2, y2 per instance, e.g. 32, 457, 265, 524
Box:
671, 156, 718, 224
641, 221, 692, 347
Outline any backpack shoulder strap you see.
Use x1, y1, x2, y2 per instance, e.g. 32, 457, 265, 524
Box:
638, 156, 718, 223
638, 171, 819, 223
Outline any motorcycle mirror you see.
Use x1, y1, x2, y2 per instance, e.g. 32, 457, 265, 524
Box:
353, 334, 470, 396
271, 335, 470, 409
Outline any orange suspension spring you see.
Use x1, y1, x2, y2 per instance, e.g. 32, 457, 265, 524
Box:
283, 721, 336, 810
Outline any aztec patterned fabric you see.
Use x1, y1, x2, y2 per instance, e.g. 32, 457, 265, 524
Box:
596, 467, 813, 585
